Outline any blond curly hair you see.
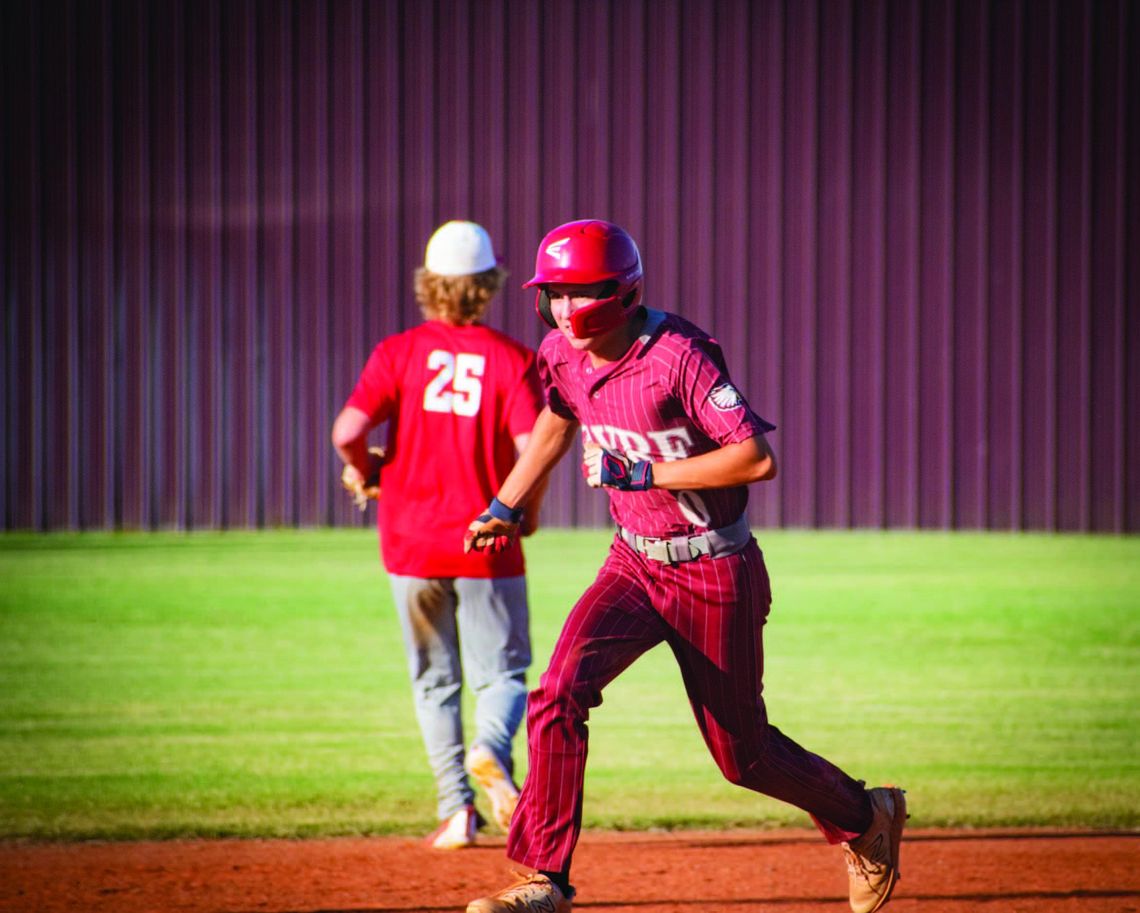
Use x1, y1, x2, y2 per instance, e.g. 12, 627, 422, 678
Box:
414, 265, 508, 325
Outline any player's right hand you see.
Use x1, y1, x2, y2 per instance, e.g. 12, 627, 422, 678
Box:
463, 513, 519, 553
463, 498, 525, 553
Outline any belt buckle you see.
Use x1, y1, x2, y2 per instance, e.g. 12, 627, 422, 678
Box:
667, 536, 696, 564
639, 537, 671, 562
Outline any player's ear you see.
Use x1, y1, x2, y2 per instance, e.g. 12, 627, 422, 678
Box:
536, 289, 557, 328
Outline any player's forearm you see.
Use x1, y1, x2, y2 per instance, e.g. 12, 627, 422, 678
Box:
496, 407, 578, 508
330, 406, 375, 475
649, 434, 776, 490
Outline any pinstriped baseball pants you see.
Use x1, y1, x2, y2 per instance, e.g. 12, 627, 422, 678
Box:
506, 537, 873, 873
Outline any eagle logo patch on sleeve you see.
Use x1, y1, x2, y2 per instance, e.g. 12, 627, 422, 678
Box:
708, 383, 744, 411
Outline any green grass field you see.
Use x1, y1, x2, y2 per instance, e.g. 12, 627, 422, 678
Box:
0, 529, 1137, 840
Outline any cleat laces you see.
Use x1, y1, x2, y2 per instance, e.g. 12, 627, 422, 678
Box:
843, 844, 883, 883
499, 872, 549, 899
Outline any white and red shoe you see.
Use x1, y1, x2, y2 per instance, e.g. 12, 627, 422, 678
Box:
424, 804, 483, 850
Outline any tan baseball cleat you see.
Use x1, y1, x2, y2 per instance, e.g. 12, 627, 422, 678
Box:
467, 873, 572, 913
841, 786, 908, 913
465, 743, 521, 832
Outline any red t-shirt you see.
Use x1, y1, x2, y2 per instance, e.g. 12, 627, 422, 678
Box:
346, 320, 544, 578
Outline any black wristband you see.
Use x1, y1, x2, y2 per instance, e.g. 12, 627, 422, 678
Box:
487, 497, 524, 524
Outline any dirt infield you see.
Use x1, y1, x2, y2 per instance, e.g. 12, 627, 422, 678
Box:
1, 828, 1137, 913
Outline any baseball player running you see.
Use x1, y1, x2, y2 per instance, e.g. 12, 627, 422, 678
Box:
463, 219, 906, 912
332, 221, 546, 849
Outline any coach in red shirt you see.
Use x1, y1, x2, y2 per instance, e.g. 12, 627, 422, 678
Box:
332, 221, 546, 849
464, 220, 906, 913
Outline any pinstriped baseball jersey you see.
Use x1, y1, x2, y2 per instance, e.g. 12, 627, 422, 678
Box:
537, 308, 775, 537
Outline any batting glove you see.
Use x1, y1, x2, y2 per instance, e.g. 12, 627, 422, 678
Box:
463, 497, 524, 554
584, 444, 654, 491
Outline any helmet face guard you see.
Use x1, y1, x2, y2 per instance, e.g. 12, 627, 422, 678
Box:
535, 283, 630, 337
524, 220, 643, 338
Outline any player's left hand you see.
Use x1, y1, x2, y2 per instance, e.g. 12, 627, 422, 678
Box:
341, 446, 386, 511
583, 443, 654, 491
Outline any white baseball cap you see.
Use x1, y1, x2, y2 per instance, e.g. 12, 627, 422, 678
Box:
424, 220, 498, 276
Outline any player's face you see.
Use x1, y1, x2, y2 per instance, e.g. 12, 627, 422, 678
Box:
546, 282, 610, 349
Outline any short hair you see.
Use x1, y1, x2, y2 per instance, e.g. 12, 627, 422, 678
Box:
413, 265, 508, 324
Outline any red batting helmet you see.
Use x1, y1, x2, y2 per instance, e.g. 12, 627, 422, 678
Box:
523, 219, 644, 337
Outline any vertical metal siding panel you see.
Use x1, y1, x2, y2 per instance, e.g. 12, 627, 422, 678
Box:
329, 0, 366, 529
608, 1, 648, 536
953, 0, 989, 528
645, 0, 681, 319
365, 0, 403, 353
0, 3, 7, 530
1127, 3, 1140, 533
679, 3, 714, 326
115, 0, 151, 529
150, 1, 188, 528
918, 0, 954, 529
437, 0, 473, 219
849, 0, 887, 528
746, 0, 783, 529
4, 0, 42, 529
610, 0, 646, 247
542, 1, 577, 226
564, 0, 593, 530
259, 0, 296, 526
221, 0, 259, 529
537, 0, 579, 529
531, 0, 574, 526
295, 0, 331, 526
502, 0, 558, 519
816, 0, 853, 528
503, 0, 542, 355
576, 0, 612, 219
712, 0, 751, 441
884, 0, 921, 527
41, 0, 80, 529
186, 1, 223, 529
412, 0, 441, 265
1021, 0, 1058, 529
76, 0, 114, 529
471, 0, 512, 333
1088, 0, 1127, 532
402, 0, 436, 325
547, 0, 583, 526
1055, 0, 1092, 530
782, 0, 818, 527
574, 0, 615, 530
986, 0, 1024, 529
356, 0, 399, 535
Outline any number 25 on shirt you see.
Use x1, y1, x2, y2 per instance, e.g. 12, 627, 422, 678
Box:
423, 350, 485, 417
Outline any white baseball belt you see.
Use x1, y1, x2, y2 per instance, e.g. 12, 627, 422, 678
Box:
617, 515, 751, 564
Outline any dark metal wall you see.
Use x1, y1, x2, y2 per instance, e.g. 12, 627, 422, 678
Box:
3, 0, 1138, 531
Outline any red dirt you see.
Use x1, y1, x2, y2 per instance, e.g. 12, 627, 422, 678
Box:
1, 828, 1137, 913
